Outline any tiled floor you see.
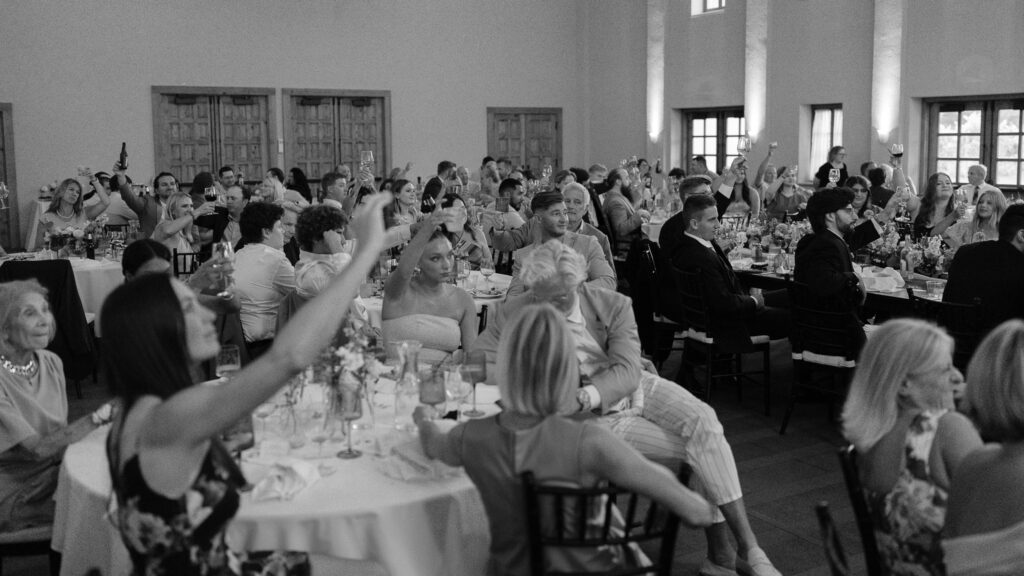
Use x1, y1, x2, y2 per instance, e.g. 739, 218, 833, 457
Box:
10, 340, 869, 575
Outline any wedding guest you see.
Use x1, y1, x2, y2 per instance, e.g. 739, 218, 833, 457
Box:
602, 168, 649, 260
956, 164, 1002, 206
552, 169, 575, 192
438, 192, 491, 267
912, 173, 963, 239
945, 320, 1024, 575
384, 179, 421, 228
280, 203, 301, 266
794, 187, 871, 353
842, 319, 981, 576
658, 176, 714, 258
483, 178, 528, 236
563, 183, 614, 266
763, 166, 811, 221
221, 184, 250, 247
479, 157, 501, 204
589, 163, 609, 194
319, 171, 347, 208
286, 167, 312, 205
689, 155, 718, 180
114, 167, 177, 238
943, 204, 1024, 333
382, 199, 477, 366
505, 191, 616, 297
868, 167, 895, 208
87, 170, 136, 226
232, 202, 295, 358
752, 142, 778, 194
472, 241, 783, 576
416, 303, 716, 576
944, 189, 1006, 251
812, 145, 849, 188
847, 175, 885, 222
121, 238, 239, 311
40, 173, 110, 233
101, 193, 391, 575
293, 204, 351, 299
714, 158, 760, 219
455, 165, 481, 201
0, 280, 114, 532
151, 192, 216, 256
861, 161, 878, 179
216, 165, 237, 191
187, 171, 216, 209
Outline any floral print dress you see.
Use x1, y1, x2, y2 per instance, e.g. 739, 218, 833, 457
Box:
107, 419, 310, 576
865, 410, 949, 576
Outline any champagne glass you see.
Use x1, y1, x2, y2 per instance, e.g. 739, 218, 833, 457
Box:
737, 135, 751, 157
211, 241, 235, 299
460, 350, 488, 418
253, 402, 276, 442
216, 345, 241, 379
336, 387, 363, 459
308, 405, 330, 457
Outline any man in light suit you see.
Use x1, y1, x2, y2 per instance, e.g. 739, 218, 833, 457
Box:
504, 191, 616, 297
472, 241, 782, 576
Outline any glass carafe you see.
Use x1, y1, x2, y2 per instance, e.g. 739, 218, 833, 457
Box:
392, 340, 422, 432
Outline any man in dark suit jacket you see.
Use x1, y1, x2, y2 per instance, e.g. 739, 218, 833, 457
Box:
794, 187, 867, 354
668, 194, 789, 350
944, 204, 1024, 332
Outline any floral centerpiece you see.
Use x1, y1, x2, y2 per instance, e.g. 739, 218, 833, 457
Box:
858, 222, 902, 268
44, 214, 108, 257
912, 235, 947, 278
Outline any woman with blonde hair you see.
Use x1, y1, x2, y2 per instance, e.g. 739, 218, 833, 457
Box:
841, 318, 981, 576
944, 320, 1024, 575
414, 303, 714, 576
151, 191, 215, 255
943, 189, 1007, 251
40, 172, 110, 233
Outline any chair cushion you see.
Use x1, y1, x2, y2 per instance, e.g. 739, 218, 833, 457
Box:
793, 351, 856, 368
0, 524, 52, 544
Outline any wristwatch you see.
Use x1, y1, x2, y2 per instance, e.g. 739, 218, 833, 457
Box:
576, 388, 592, 413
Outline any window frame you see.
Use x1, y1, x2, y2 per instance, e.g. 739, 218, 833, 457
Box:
810, 104, 844, 179
924, 95, 1024, 190
682, 107, 745, 176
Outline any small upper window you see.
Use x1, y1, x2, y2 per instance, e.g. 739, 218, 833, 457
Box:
691, 0, 725, 16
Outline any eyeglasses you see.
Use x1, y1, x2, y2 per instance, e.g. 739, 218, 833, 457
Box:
851, 187, 867, 193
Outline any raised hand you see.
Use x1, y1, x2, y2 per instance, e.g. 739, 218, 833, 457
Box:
349, 191, 392, 253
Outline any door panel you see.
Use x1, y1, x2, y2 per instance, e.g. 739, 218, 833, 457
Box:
217, 96, 269, 180
487, 109, 561, 175
158, 95, 213, 184
291, 99, 336, 183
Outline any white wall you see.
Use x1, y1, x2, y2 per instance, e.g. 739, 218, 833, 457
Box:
0, 0, 589, 246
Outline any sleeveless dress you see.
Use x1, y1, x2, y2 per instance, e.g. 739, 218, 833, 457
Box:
450, 415, 648, 576
106, 418, 309, 575
382, 314, 461, 365
865, 410, 949, 576
765, 188, 808, 221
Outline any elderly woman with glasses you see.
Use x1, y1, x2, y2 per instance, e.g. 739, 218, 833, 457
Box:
0, 280, 114, 531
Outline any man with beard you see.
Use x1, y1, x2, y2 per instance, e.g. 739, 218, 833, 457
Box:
505, 190, 615, 297
601, 167, 650, 260
114, 167, 179, 238
794, 187, 869, 352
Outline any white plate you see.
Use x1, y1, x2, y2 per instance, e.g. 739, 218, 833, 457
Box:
471, 290, 505, 300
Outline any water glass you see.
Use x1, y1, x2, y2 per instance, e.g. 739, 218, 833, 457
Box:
926, 280, 944, 299
216, 345, 241, 378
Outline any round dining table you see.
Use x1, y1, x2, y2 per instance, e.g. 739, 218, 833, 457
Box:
53, 418, 492, 576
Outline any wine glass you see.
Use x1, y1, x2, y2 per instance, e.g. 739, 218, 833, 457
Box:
445, 370, 473, 421
737, 135, 751, 157
336, 387, 364, 459
204, 186, 218, 203
460, 350, 488, 418
308, 406, 330, 457
253, 402, 276, 442
479, 261, 495, 291
210, 241, 235, 299
216, 345, 241, 379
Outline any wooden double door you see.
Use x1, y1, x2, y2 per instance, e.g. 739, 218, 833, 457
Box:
487, 108, 562, 174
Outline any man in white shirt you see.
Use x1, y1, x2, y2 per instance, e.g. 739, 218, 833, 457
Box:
232, 202, 295, 357
958, 164, 1003, 205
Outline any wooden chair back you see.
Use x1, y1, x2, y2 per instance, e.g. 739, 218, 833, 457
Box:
837, 445, 883, 576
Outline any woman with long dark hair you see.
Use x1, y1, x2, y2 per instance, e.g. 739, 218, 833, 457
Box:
286, 167, 312, 204
101, 194, 391, 574
912, 172, 964, 239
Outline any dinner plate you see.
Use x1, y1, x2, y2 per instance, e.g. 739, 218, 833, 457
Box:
471, 290, 505, 300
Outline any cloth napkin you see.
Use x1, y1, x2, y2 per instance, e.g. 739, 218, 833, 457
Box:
854, 265, 905, 292
378, 427, 462, 482
250, 457, 321, 501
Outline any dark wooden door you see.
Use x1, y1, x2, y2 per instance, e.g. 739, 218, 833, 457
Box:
487, 108, 561, 174
0, 104, 18, 250
288, 94, 387, 189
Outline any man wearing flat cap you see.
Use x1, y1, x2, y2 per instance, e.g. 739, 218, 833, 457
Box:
505, 190, 616, 297
793, 187, 876, 352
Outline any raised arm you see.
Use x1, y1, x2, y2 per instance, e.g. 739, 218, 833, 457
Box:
753, 142, 777, 189
82, 169, 111, 220
141, 193, 392, 449
383, 201, 448, 302
763, 169, 785, 205
111, 163, 146, 217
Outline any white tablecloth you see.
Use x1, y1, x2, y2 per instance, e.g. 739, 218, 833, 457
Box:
68, 257, 122, 317
362, 272, 511, 330
53, 420, 491, 576
642, 220, 666, 244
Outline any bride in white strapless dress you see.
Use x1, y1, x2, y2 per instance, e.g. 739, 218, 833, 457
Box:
382, 200, 478, 365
